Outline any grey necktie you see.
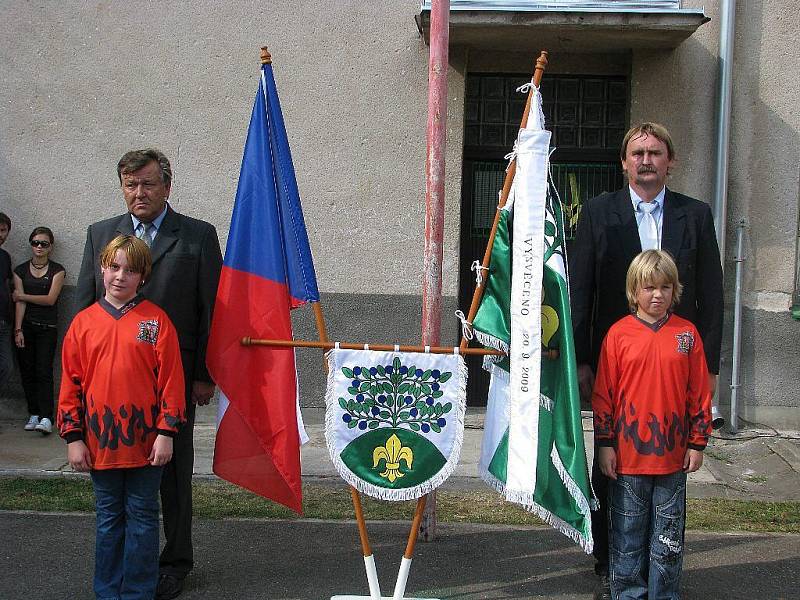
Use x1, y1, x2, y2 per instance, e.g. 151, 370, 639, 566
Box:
137, 222, 155, 248
637, 201, 659, 251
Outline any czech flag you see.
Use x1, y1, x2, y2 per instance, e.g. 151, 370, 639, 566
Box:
207, 58, 319, 514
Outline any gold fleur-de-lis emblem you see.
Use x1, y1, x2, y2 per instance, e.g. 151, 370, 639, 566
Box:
372, 434, 413, 482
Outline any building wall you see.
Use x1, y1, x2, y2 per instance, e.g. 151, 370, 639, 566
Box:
631, 0, 800, 426
0, 1, 464, 411
2, 1, 799, 426
1, 0, 465, 295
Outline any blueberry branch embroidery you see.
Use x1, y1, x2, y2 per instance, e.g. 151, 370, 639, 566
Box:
338, 356, 453, 434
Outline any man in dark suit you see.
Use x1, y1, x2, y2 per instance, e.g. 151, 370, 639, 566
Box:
569, 123, 723, 600
76, 149, 223, 600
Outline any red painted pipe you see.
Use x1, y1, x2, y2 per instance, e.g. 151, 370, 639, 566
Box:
420, 0, 449, 543
421, 0, 449, 350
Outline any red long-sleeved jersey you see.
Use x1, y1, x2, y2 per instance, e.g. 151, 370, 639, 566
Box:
592, 313, 711, 475
57, 297, 186, 470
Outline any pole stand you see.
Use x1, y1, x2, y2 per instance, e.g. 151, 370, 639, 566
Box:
331, 596, 439, 600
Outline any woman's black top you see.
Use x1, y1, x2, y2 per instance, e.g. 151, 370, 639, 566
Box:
14, 261, 65, 327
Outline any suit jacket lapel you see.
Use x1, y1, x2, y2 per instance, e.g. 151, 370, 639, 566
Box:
115, 214, 135, 236
611, 187, 642, 256
149, 206, 179, 265
661, 188, 686, 259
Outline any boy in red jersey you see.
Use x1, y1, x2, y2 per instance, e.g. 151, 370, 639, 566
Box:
58, 235, 185, 600
592, 249, 711, 600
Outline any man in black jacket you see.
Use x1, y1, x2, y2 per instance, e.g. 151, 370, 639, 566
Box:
76, 149, 223, 599
569, 123, 723, 600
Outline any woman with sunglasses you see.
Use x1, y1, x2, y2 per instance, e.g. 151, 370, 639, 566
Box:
12, 227, 65, 434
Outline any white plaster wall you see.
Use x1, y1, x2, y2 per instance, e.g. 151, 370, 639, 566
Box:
0, 0, 464, 297
631, 0, 800, 303
727, 0, 799, 305
630, 0, 800, 416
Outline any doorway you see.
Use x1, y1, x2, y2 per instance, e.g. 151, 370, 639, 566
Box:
459, 72, 627, 405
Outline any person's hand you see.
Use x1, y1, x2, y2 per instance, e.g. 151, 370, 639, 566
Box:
683, 448, 704, 473
707, 372, 717, 396
11, 290, 21, 302
148, 434, 174, 466
598, 446, 618, 480
14, 329, 24, 349
578, 364, 595, 409
67, 440, 93, 472
191, 380, 216, 406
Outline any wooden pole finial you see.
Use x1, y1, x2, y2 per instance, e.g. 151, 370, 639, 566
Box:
535, 50, 549, 76
260, 47, 272, 65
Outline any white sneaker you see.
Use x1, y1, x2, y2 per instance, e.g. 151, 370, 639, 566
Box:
24, 415, 40, 431
35, 417, 53, 434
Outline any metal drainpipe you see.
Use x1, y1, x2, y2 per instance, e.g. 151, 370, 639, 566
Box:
713, 0, 736, 427
730, 220, 746, 434
792, 167, 800, 319
713, 0, 736, 258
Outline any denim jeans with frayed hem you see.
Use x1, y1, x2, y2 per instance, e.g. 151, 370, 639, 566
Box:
608, 471, 686, 600
91, 466, 163, 600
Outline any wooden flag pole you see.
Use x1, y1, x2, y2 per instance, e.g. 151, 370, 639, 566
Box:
242, 337, 504, 356
311, 305, 383, 600
459, 51, 548, 353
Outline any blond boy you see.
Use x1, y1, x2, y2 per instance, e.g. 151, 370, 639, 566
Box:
592, 249, 711, 599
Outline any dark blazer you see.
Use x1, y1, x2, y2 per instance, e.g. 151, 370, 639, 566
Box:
569, 187, 723, 373
75, 206, 223, 384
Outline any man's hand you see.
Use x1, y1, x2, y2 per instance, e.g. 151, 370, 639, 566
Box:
67, 440, 93, 472
598, 446, 618, 480
191, 380, 216, 406
707, 372, 717, 396
578, 364, 595, 410
149, 434, 174, 466
683, 448, 704, 473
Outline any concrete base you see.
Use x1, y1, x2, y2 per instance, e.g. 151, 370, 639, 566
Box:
332, 597, 440, 600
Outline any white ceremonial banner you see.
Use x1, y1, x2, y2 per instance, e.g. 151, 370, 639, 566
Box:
325, 348, 467, 501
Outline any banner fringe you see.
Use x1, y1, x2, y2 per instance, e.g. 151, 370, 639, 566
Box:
324, 349, 468, 501
479, 462, 593, 554
473, 330, 509, 372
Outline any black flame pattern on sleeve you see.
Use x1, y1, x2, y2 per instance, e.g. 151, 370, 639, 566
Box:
593, 410, 615, 441
58, 376, 87, 438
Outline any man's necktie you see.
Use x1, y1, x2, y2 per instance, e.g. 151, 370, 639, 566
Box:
638, 201, 659, 251
137, 222, 155, 248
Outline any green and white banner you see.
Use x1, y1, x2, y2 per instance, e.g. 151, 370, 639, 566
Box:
474, 85, 595, 553
325, 348, 467, 501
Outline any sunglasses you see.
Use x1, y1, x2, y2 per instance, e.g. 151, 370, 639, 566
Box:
30, 240, 51, 248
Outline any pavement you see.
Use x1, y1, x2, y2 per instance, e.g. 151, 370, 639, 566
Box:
3, 403, 799, 502
1, 402, 800, 599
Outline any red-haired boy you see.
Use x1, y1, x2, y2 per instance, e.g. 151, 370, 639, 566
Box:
58, 235, 185, 600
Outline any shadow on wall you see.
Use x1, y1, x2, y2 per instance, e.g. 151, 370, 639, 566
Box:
0, 288, 460, 419
0, 287, 77, 420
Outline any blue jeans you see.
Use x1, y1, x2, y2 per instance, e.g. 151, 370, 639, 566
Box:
91, 466, 163, 600
608, 471, 687, 600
